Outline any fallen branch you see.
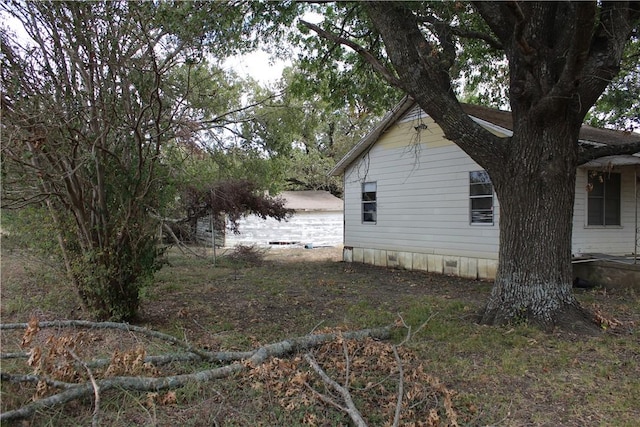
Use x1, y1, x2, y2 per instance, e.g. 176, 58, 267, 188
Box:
1, 324, 390, 422
68, 349, 100, 427
1, 372, 76, 389
2, 319, 219, 360
2, 350, 255, 367
391, 346, 404, 427
304, 353, 368, 427
243, 329, 459, 426
162, 222, 207, 258
396, 312, 438, 346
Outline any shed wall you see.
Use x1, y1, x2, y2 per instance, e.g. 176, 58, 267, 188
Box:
225, 211, 343, 247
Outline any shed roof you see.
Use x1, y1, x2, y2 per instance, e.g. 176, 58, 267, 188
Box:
330, 96, 640, 176
279, 190, 343, 212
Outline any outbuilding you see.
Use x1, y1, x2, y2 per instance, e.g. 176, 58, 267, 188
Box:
223, 190, 344, 248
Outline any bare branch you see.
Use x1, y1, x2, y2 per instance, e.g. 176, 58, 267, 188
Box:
396, 312, 438, 346
68, 349, 100, 427
162, 222, 209, 259
304, 353, 368, 427
415, 15, 503, 51
0, 372, 76, 390
1, 325, 390, 422
342, 339, 351, 389
391, 346, 404, 427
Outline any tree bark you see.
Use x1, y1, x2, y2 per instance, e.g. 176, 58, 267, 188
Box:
480, 118, 595, 331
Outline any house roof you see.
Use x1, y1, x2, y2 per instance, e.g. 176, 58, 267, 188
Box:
460, 103, 640, 147
279, 190, 343, 212
330, 96, 640, 176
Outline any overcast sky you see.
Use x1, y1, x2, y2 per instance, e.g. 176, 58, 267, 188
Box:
223, 50, 289, 85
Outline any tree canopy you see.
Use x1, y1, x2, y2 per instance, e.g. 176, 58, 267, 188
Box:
287, 2, 639, 130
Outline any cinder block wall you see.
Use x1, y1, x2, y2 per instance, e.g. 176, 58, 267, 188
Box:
343, 246, 497, 280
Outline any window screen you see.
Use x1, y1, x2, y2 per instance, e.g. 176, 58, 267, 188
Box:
470, 171, 494, 224
587, 171, 621, 226
362, 182, 377, 223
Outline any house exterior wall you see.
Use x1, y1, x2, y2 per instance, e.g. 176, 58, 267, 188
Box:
572, 166, 639, 255
342, 117, 502, 279
225, 210, 343, 247
341, 113, 638, 280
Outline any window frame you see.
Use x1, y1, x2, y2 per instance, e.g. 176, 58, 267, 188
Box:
586, 170, 621, 227
469, 170, 494, 225
361, 181, 377, 224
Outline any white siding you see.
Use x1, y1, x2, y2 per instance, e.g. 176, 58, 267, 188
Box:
572, 167, 638, 255
343, 118, 501, 260
342, 113, 638, 278
225, 211, 343, 248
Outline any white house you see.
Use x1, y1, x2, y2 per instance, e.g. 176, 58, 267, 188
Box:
330, 97, 640, 280
224, 190, 344, 248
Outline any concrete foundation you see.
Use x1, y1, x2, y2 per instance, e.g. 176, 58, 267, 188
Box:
342, 247, 497, 280
342, 247, 639, 290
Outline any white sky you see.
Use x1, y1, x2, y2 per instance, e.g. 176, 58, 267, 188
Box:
223, 11, 323, 84
223, 51, 289, 84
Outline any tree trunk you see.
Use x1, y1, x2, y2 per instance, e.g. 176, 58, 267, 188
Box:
480, 119, 595, 331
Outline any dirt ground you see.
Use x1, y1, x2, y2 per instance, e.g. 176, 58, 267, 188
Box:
140, 245, 495, 344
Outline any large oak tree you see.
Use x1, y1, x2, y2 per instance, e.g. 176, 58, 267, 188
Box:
300, 1, 640, 329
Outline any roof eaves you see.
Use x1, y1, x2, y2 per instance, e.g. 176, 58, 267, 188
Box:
328, 95, 416, 176
330, 98, 639, 177
469, 116, 513, 136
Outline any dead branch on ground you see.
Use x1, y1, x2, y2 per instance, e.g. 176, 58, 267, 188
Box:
68, 349, 100, 427
0, 319, 390, 422
304, 353, 368, 427
297, 313, 445, 426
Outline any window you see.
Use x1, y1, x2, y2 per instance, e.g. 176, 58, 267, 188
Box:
587, 171, 621, 226
470, 171, 494, 224
362, 182, 377, 223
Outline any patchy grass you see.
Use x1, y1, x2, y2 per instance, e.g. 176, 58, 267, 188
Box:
1, 244, 639, 426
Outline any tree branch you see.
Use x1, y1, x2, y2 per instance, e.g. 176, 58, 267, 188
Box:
362, 3, 508, 170
1, 324, 391, 421
299, 20, 402, 87
576, 2, 640, 115
391, 346, 404, 427
578, 140, 640, 165
68, 349, 100, 427
415, 15, 503, 51
304, 353, 368, 427
471, 2, 515, 46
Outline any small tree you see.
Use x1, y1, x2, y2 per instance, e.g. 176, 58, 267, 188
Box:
0, 2, 253, 320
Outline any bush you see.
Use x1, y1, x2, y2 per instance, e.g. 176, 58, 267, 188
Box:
224, 244, 266, 267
